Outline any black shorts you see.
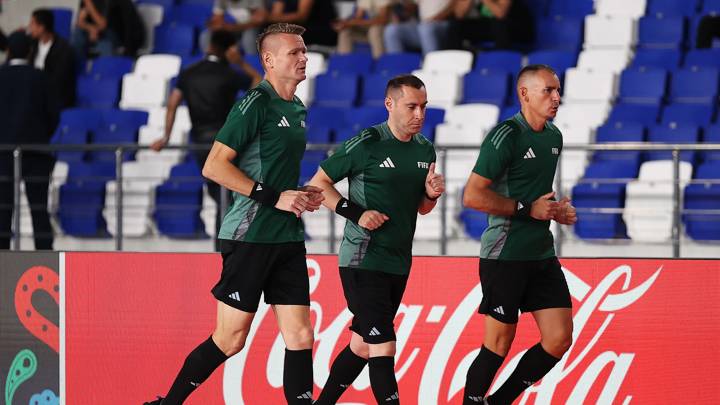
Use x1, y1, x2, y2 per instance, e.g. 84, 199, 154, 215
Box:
339, 267, 408, 344
478, 257, 572, 324
211, 240, 310, 313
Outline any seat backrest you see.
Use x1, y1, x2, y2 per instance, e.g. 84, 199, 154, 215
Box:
49, 8, 73, 40
473, 51, 523, 77
631, 48, 681, 70
637, 160, 693, 181
305, 52, 327, 78
577, 48, 633, 73
584, 15, 636, 48
444, 104, 499, 128
535, 16, 583, 51
669, 67, 720, 104
595, 0, 647, 18
549, 0, 594, 17
684, 49, 720, 69
313, 73, 359, 108
563, 68, 617, 102
374, 53, 422, 77
422, 50, 473, 75
596, 121, 645, 142
638, 15, 684, 48
527, 50, 578, 74
412, 70, 462, 109
76, 76, 120, 109
134, 54, 182, 79
647, 0, 699, 16
327, 53, 373, 75
618, 67, 667, 104
153, 24, 195, 56
661, 103, 716, 125
607, 102, 660, 125
462, 69, 510, 105
89, 56, 135, 78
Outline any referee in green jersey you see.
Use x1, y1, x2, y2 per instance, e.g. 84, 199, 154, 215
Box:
309, 75, 445, 405
461, 64, 578, 405
145, 23, 324, 405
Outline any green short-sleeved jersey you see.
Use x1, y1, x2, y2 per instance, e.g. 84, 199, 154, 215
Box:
214, 80, 307, 243
320, 122, 436, 275
472, 112, 563, 260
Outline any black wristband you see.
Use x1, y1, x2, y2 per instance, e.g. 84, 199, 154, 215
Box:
335, 198, 365, 224
248, 181, 280, 207
425, 191, 440, 201
515, 200, 531, 217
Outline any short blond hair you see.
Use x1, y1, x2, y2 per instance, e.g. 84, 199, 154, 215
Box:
256, 23, 306, 55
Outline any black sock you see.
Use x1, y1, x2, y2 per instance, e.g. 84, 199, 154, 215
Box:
284, 348, 314, 404
463, 345, 505, 404
163, 336, 228, 405
315, 345, 368, 405
368, 356, 399, 404
487, 343, 560, 404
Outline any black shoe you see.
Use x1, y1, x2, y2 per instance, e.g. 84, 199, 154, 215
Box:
143, 397, 164, 405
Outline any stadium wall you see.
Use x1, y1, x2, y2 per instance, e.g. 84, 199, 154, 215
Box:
1, 252, 718, 404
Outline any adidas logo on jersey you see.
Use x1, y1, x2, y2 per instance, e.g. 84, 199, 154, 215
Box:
369, 327, 381, 336
379, 157, 395, 168
523, 147, 536, 159
277, 116, 290, 127
493, 306, 505, 315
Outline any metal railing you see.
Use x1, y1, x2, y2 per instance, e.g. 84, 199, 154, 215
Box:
2, 142, 720, 256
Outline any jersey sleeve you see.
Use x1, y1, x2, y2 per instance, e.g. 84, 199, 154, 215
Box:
472, 122, 517, 181
320, 128, 373, 183
215, 89, 267, 153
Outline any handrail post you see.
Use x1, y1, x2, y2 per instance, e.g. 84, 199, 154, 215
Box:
671, 149, 681, 258
12, 148, 22, 250
115, 148, 123, 251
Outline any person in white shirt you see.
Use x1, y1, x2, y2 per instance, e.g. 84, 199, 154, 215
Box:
383, 0, 455, 55
201, 0, 267, 55
28, 8, 76, 108
333, 0, 392, 59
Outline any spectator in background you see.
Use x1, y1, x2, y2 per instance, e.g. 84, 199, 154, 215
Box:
451, 0, 534, 51
334, 0, 392, 59
28, 8, 77, 109
0, 28, 7, 51
150, 30, 261, 250
696, 15, 720, 49
0, 32, 59, 250
203, 0, 268, 55
72, 0, 145, 59
383, 0, 455, 55
267, 0, 337, 48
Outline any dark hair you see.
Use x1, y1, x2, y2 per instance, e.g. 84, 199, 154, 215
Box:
517, 64, 557, 83
256, 23, 306, 55
7, 31, 32, 59
210, 30, 237, 54
385, 74, 426, 98
32, 8, 55, 34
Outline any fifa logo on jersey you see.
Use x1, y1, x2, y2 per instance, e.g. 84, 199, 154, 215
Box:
301, 120, 306, 128
552, 147, 559, 155
417, 162, 429, 169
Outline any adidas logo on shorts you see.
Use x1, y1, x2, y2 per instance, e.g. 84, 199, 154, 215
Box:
228, 292, 241, 301
369, 327, 381, 336
385, 391, 399, 401
493, 306, 505, 315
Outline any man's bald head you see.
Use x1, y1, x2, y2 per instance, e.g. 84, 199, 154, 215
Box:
256, 23, 306, 56
516, 64, 557, 90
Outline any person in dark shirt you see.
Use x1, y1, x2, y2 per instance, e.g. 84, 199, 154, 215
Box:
72, 0, 144, 58
451, 0, 534, 51
267, 0, 337, 47
0, 32, 59, 250
696, 15, 720, 49
28, 8, 77, 109
151, 30, 261, 249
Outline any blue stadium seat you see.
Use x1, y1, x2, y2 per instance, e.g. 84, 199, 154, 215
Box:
702, 0, 720, 14
499, 105, 518, 121
49, 8, 73, 40
89, 127, 139, 163
606, 103, 661, 126
360, 73, 389, 107
646, 123, 700, 162
527, 50, 578, 75
181, 54, 203, 69
618, 67, 667, 105
462, 69, 510, 106
631, 48, 682, 70
306, 126, 332, 144
684, 49, 720, 69
313, 73, 359, 108
459, 208, 488, 240
58, 162, 115, 236
683, 162, 720, 240
137, 0, 174, 10
593, 121, 645, 167
56, 108, 103, 134
51, 127, 88, 163
244, 54, 263, 73
534, 16, 583, 51
374, 53, 422, 77
669, 67, 720, 104
646, 0, 699, 16
327, 53, 374, 75
102, 109, 149, 132
299, 151, 327, 185
473, 51, 523, 79
154, 23, 195, 56
548, 0, 594, 17
661, 103, 716, 126
638, 15, 684, 49
421, 107, 444, 142
164, 3, 212, 30
572, 161, 636, 239
344, 106, 388, 134
87, 56, 135, 78
76, 76, 120, 109
154, 162, 206, 237
306, 106, 347, 142
702, 125, 720, 161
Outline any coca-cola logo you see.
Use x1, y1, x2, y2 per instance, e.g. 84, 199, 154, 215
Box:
219, 257, 665, 404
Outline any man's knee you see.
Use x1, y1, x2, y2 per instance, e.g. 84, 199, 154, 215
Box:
541, 329, 572, 357
283, 325, 314, 350
484, 332, 515, 356
213, 328, 249, 356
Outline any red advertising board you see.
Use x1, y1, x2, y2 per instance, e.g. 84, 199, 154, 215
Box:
65, 254, 720, 404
